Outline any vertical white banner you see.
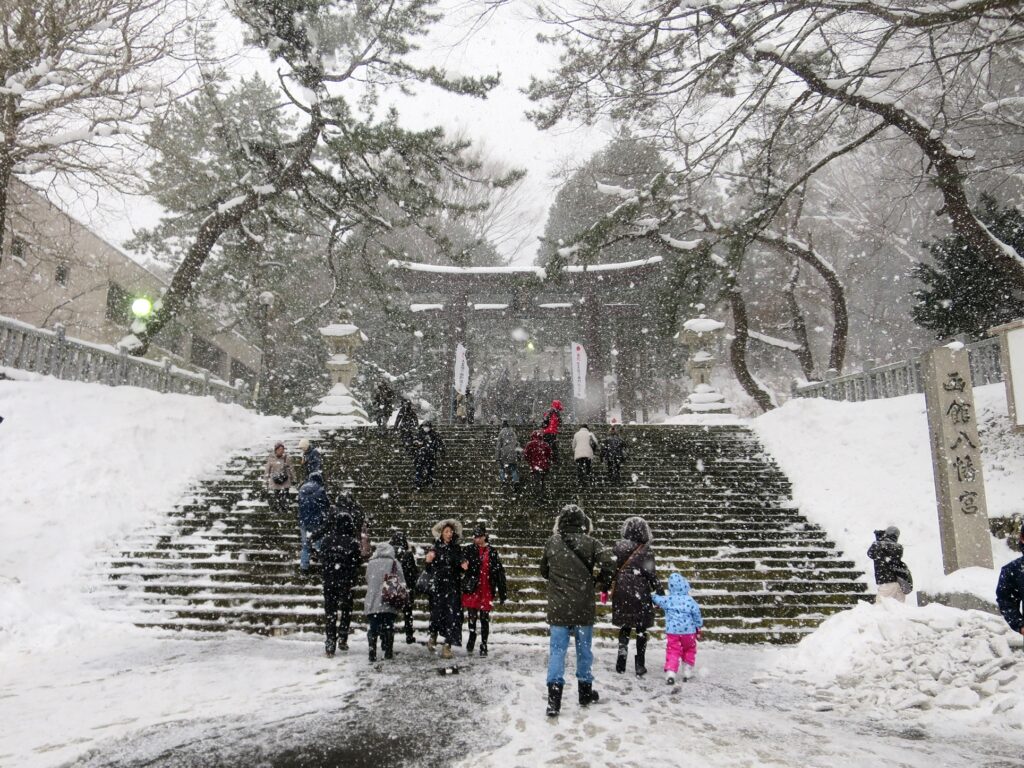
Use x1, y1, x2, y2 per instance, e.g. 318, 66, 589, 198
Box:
570, 342, 588, 399
454, 342, 470, 395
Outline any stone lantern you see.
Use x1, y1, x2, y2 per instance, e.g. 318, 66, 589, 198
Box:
674, 315, 732, 415
308, 306, 370, 428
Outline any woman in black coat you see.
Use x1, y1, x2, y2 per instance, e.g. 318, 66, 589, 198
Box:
390, 528, 420, 644
461, 523, 509, 657
610, 516, 659, 677
424, 518, 467, 659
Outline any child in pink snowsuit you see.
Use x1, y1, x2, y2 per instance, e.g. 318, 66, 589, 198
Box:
652, 572, 704, 684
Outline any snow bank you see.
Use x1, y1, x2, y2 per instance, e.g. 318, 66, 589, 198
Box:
0, 377, 295, 649
774, 600, 1023, 728
752, 384, 1021, 594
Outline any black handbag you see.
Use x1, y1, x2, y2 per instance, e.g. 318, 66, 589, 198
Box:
415, 569, 433, 595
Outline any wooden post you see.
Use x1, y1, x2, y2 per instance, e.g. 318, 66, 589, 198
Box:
921, 345, 994, 573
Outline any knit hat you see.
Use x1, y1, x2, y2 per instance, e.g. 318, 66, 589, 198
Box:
472, 522, 488, 538
884, 526, 900, 540
298, 438, 310, 451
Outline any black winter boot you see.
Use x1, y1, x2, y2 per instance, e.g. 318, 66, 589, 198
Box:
635, 635, 648, 678
578, 682, 600, 706
546, 683, 564, 717
466, 632, 476, 654
479, 640, 488, 657
615, 644, 628, 674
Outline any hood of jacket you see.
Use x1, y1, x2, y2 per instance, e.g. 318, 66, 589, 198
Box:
668, 572, 691, 595
554, 504, 591, 536
431, 518, 463, 540
371, 542, 396, 560
620, 516, 652, 544
882, 526, 900, 542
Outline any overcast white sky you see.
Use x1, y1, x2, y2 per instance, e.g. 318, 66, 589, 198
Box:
55, 0, 612, 267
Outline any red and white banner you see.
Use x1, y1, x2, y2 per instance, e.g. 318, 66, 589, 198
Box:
570, 342, 587, 399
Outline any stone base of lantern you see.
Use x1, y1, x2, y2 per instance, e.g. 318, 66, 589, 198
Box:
679, 383, 733, 415
307, 382, 370, 429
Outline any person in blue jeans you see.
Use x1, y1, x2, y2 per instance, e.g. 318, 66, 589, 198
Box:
540, 504, 615, 717
296, 471, 329, 572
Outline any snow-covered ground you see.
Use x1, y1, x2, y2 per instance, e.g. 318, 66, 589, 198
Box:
1, 375, 1022, 766
752, 383, 1022, 597
0, 374, 296, 651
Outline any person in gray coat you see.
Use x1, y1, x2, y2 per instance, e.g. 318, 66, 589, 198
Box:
495, 420, 520, 486
364, 542, 406, 662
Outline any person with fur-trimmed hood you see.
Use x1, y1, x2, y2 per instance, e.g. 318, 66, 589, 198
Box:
609, 516, 660, 677
540, 504, 615, 717
424, 518, 468, 659
461, 522, 508, 657
867, 526, 908, 603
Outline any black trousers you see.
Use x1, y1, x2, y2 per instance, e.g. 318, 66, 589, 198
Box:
401, 600, 415, 639
367, 613, 395, 658
466, 609, 490, 643
543, 433, 558, 463
606, 459, 624, 484
323, 572, 355, 650
531, 469, 547, 499
575, 457, 593, 486
267, 489, 289, 515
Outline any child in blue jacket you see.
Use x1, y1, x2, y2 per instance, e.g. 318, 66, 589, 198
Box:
652, 572, 704, 684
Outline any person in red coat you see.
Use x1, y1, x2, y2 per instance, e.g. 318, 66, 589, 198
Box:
541, 399, 563, 464
461, 523, 508, 657
524, 430, 553, 501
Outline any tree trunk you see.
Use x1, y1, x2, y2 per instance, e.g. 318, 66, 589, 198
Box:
728, 286, 775, 412
131, 116, 324, 355
783, 259, 815, 380
756, 232, 848, 373
753, 49, 1024, 291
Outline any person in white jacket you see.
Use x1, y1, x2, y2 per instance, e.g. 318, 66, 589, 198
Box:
571, 425, 599, 488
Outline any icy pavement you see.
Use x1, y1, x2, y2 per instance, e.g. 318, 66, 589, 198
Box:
2, 625, 1022, 768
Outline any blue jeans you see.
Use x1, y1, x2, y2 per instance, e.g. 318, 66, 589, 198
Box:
499, 463, 519, 484
299, 523, 320, 570
546, 625, 594, 685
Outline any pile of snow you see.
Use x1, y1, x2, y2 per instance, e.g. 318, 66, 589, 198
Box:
752, 383, 1021, 595
773, 600, 1023, 727
0, 375, 295, 649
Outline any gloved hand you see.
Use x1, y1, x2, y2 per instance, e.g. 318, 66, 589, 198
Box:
695, 629, 703, 641
600, 592, 608, 604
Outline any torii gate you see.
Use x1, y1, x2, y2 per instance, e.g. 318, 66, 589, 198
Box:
385, 256, 667, 422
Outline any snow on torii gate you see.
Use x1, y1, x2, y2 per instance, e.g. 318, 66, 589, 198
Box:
385, 256, 666, 422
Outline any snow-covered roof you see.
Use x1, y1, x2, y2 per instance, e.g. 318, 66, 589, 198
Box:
410, 303, 444, 312
538, 302, 573, 309
565, 256, 663, 273
319, 323, 360, 337
388, 259, 546, 279
474, 303, 509, 310
683, 317, 726, 334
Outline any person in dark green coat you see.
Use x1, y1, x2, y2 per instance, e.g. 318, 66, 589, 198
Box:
540, 504, 615, 717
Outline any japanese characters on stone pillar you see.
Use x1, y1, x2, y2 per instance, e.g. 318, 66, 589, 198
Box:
922, 344, 993, 573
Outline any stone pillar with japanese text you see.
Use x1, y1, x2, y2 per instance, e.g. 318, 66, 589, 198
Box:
922, 344, 994, 573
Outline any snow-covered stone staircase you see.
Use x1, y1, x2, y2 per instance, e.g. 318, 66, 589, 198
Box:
96, 424, 869, 643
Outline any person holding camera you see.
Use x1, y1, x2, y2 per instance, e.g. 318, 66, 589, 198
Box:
263, 442, 295, 515
867, 526, 910, 603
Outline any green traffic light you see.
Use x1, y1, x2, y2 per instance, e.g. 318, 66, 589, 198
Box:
131, 297, 153, 318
